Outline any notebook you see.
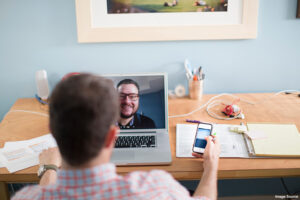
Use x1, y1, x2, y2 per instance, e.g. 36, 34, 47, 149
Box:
103, 73, 172, 165
246, 123, 300, 157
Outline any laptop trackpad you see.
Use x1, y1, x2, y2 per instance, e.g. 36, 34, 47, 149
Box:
111, 151, 135, 160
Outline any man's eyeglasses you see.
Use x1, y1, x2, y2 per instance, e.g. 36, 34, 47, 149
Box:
119, 93, 139, 101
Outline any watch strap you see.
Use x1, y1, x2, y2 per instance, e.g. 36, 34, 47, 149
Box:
38, 164, 58, 178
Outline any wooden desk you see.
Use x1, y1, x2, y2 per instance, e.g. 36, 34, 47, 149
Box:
1, 93, 300, 198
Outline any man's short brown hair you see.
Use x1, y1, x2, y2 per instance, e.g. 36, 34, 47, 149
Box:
49, 74, 119, 166
117, 79, 140, 93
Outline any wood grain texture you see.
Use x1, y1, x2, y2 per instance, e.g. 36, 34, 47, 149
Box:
0, 93, 300, 183
0, 182, 9, 200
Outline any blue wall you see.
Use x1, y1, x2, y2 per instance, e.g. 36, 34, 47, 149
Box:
0, 0, 300, 120
139, 90, 165, 129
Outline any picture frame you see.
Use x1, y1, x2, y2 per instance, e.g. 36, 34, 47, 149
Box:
297, 0, 300, 18
75, 0, 259, 43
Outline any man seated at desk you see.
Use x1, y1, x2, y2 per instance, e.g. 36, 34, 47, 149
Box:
117, 79, 156, 129
12, 74, 220, 200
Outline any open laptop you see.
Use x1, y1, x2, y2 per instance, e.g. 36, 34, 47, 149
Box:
103, 73, 172, 166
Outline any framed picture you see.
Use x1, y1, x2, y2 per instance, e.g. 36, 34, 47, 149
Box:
75, 0, 259, 43
297, 0, 300, 18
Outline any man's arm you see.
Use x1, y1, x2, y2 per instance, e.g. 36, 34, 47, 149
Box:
39, 147, 62, 186
39, 170, 58, 186
192, 136, 220, 200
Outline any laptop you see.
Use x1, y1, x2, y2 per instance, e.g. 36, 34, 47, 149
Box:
103, 73, 172, 166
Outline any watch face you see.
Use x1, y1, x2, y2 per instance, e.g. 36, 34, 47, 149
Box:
38, 165, 45, 176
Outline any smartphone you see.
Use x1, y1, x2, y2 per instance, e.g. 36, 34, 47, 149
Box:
192, 123, 213, 154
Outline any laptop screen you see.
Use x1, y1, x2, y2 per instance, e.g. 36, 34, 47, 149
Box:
105, 74, 166, 130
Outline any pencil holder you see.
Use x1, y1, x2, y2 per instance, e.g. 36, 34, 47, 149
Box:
189, 80, 203, 100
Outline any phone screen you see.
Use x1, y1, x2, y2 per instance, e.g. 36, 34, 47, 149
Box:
193, 123, 212, 153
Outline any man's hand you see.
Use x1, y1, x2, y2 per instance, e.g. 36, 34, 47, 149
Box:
192, 135, 220, 171
192, 136, 220, 200
39, 147, 62, 167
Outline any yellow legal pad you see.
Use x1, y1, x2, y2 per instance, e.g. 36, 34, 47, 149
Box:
247, 123, 300, 157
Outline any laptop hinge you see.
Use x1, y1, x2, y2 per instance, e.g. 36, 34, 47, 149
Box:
120, 131, 156, 134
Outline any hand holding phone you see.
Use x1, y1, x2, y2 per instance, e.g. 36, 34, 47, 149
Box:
192, 135, 220, 200
192, 123, 213, 154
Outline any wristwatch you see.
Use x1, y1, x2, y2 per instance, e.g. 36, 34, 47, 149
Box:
37, 164, 58, 178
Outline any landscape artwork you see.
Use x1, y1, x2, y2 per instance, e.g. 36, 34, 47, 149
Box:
107, 0, 228, 14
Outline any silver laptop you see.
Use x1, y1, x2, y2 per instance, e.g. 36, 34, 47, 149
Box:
103, 73, 172, 166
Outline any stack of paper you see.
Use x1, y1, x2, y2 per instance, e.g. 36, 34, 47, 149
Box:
0, 134, 57, 173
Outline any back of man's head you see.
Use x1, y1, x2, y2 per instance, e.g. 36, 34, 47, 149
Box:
49, 74, 119, 166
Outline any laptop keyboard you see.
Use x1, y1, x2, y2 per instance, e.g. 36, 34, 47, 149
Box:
115, 135, 156, 148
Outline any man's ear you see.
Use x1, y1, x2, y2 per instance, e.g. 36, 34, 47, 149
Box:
105, 126, 119, 148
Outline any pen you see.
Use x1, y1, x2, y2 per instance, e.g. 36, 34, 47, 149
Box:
198, 66, 202, 80
186, 72, 191, 80
35, 94, 48, 105
186, 119, 204, 123
184, 59, 193, 79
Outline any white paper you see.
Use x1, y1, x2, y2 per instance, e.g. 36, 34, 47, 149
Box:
4, 134, 57, 150
0, 148, 5, 168
0, 134, 57, 173
176, 124, 250, 158
215, 124, 249, 158
176, 124, 197, 158
6, 154, 38, 173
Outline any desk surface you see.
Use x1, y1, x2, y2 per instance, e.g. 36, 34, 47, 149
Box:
1, 93, 300, 182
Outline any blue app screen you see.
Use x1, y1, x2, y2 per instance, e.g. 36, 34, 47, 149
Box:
195, 128, 211, 148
